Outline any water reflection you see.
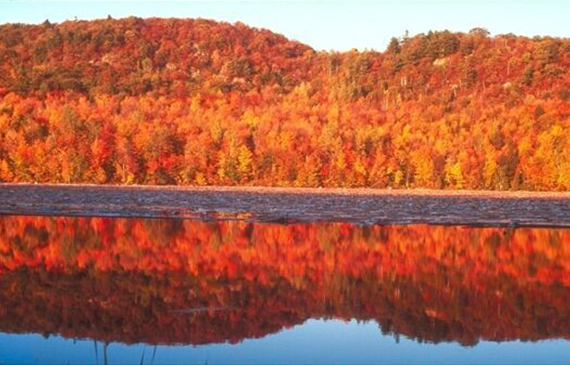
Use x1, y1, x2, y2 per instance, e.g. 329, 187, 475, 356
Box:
1, 216, 570, 349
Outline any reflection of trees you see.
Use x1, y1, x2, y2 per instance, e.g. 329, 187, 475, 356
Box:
0, 269, 309, 345
1, 216, 570, 346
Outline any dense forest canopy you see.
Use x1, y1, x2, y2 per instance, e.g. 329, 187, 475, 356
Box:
1, 17, 570, 190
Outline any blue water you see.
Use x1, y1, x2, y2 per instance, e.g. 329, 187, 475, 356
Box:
2, 319, 569, 365
2, 216, 570, 364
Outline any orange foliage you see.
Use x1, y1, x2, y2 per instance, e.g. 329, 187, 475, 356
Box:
1, 19, 570, 189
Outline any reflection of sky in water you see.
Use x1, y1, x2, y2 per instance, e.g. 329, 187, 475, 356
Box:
2, 319, 569, 365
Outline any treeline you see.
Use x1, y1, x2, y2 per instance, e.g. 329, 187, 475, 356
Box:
1, 18, 570, 189
1, 216, 570, 345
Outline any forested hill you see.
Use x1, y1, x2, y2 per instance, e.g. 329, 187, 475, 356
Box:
1, 18, 569, 190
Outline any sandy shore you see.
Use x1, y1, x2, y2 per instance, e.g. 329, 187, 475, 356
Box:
1, 183, 570, 227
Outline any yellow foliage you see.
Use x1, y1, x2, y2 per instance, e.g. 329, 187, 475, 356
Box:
354, 157, 367, 176
445, 160, 464, 189
238, 145, 253, 177
483, 157, 497, 189
279, 132, 294, 151
242, 110, 260, 128
125, 172, 135, 185
557, 162, 570, 190
413, 155, 434, 187
334, 151, 347, 170
394, 170, 403, 186
195, 172, 208, 186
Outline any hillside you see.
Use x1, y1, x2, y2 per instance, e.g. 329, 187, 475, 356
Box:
1, 17, 570, 190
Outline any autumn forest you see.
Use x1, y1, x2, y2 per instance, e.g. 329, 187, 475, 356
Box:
1, 17, 570, 190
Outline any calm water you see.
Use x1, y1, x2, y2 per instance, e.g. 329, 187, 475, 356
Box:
1, 216, 570, 364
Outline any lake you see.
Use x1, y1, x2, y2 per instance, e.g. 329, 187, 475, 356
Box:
1, 215, 570, 364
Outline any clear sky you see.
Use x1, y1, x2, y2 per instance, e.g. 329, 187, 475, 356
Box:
1, 1, 569, 52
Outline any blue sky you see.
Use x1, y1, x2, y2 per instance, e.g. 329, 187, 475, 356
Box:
1, 1, 569, 51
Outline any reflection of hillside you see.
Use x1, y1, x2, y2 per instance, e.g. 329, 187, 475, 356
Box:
1, 217, 570, 346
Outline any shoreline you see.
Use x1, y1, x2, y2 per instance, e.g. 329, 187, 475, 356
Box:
3, 182, 570, 198
1, 183, 570, 227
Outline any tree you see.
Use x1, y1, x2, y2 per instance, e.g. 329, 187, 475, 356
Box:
387, 37, 401, 54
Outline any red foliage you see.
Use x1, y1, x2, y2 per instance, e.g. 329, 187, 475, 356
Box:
1, 19, 570, 189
